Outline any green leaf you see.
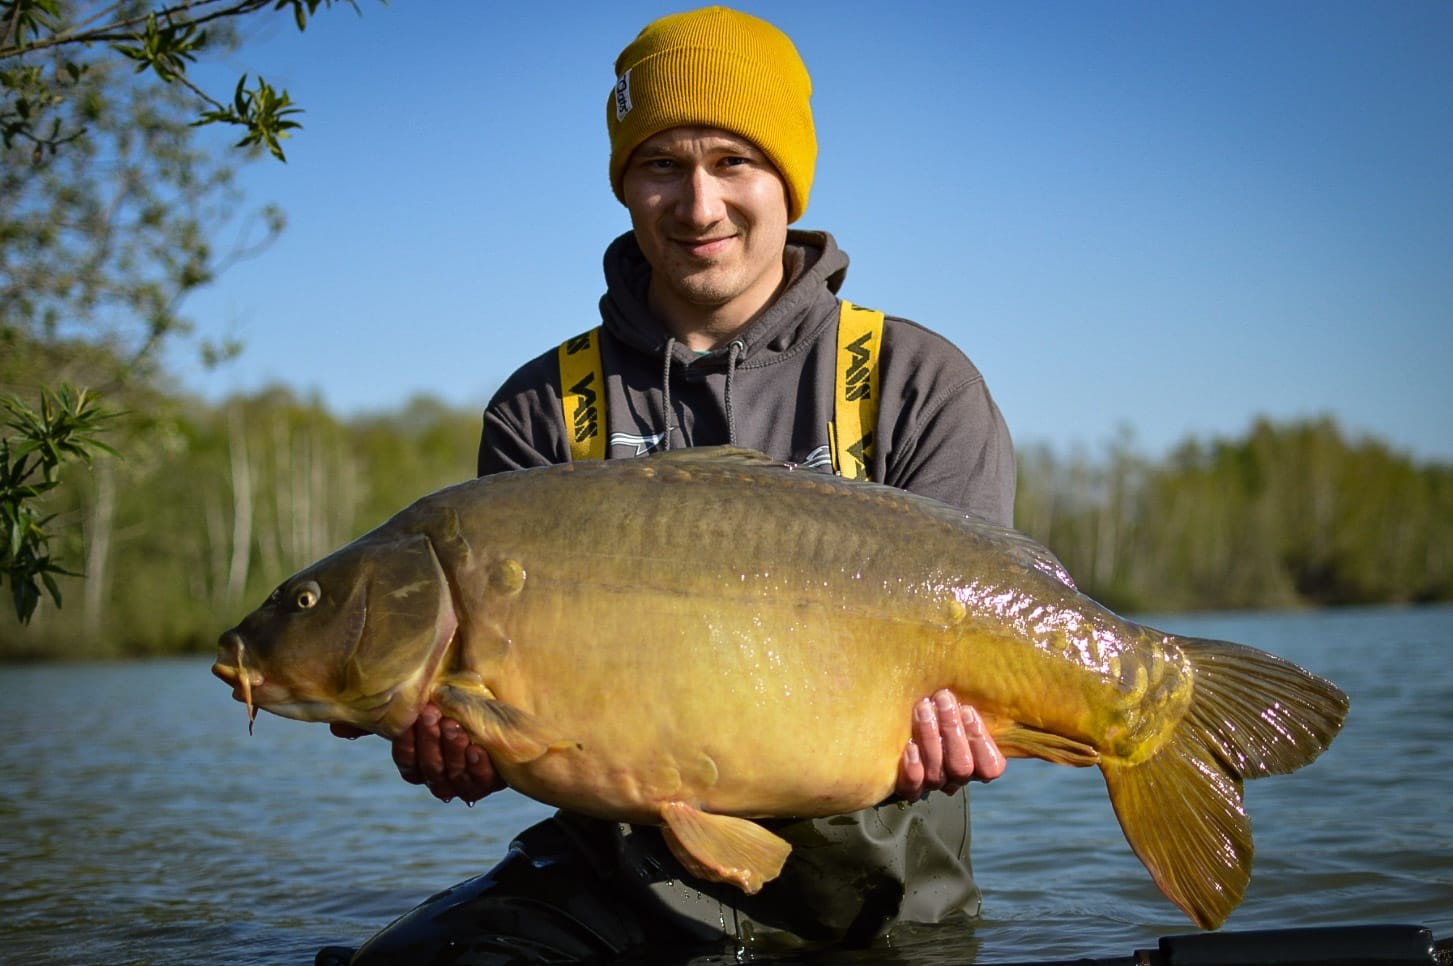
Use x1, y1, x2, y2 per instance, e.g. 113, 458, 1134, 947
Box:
40, 569, 62, 607
1, 385, 119, 623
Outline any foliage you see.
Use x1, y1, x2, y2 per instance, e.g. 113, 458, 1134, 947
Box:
1, 14, 294, 392
1014, 417, 1453, 613
3, 1, 386, 373
0, 385, 117, 623
1, 1, 390, 639
2, 0, 370, 162
0, 385, 478, 659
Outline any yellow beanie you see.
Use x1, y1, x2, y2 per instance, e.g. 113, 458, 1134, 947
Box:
607, 6, 816, 223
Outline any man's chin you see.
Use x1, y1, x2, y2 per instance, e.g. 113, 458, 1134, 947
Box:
659, 273, 742, 310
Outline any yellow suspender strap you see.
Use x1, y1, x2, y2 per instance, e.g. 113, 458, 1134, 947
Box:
559, 306, 882, 471
830, 300, 884, 481
557, 327, 607, 461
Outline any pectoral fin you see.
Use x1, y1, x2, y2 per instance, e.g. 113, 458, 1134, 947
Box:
435, 674, 578, 765
658, 801, 791, 895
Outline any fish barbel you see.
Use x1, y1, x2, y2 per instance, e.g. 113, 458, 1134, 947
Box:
213, 447, 1348, 929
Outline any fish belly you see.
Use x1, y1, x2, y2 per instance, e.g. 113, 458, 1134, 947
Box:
479, 587, 938, 823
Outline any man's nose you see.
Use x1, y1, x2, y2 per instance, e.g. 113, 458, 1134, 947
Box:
678, 168, 727, 227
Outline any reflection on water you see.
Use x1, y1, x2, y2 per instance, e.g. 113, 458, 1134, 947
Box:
2, 605, 1450, 964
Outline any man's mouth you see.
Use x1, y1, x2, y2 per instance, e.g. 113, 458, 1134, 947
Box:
676, 235, 735, 259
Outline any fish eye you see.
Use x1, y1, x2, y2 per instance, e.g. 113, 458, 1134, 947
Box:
293, 580, 321, 610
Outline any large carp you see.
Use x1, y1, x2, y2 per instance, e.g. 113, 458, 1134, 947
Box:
214, 447, 1347, 930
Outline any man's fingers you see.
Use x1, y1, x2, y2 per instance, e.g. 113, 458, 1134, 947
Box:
439, 717, 471, 790
455, 746, 507, 804
895, 741, 925, 800
380, 704, 502, 804
962, 705, 1006, 782
935, 689, 973, 788
393, 705, 441, 786
912, 697, 944, 788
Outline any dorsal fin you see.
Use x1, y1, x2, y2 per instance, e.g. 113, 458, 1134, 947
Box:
648, 446, 782, 467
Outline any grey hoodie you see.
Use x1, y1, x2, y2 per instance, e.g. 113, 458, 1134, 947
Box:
475, 230, 1016, 946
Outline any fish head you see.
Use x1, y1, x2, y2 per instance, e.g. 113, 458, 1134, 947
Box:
213, 530, 458, 738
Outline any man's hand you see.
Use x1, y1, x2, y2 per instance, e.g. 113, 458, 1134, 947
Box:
894, 688, 1005, 800
329, 704, 505, 805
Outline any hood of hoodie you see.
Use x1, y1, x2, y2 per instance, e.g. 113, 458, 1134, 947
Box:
598, 229, 850, 370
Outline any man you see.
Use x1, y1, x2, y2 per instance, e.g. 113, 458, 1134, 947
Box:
326, 7, 1015, 963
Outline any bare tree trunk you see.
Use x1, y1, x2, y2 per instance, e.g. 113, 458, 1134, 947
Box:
203, 488, 227, 602
296, 426, 314, 560
253, 419, 281, 584
226, 406, 254, 609
82, 457, 116, 640
309, 427, 329, 559
333, 443, 359, 550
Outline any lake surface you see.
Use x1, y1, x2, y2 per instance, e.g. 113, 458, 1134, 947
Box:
2, 605, 1450, 964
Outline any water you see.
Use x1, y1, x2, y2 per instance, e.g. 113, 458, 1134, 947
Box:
2, 605, 1450, 964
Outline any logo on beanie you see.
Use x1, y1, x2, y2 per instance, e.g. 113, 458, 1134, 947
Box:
614, 69, 633, 122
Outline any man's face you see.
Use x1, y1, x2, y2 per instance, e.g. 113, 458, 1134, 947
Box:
621, 126, 790, 341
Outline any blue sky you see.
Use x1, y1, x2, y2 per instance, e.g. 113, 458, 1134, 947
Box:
179, 1, 1453, 464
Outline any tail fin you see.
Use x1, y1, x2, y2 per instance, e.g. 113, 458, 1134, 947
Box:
1102, 637, 1349, 930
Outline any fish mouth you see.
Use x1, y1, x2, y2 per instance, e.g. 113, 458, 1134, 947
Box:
214, 631, 265, 734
